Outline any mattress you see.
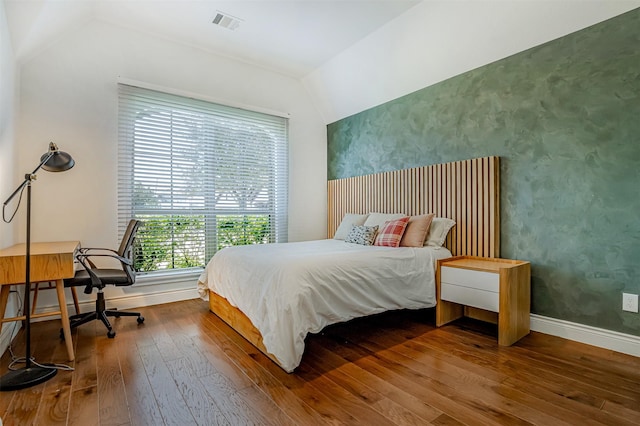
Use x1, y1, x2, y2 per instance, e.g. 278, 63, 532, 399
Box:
197, 239, 451, 372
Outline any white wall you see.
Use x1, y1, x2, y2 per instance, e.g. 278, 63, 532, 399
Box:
303, 0, 640, 124
0, 0, 17, 247
0, 0, 20, 356
17, 19, 327, 311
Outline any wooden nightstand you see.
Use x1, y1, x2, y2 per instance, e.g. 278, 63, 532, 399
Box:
436, 256, 531, 346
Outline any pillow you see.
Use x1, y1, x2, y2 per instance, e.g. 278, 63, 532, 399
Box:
424, 217, 456, 247
374, 216, 410, 247
333, 213, 369, 240
400, 213, 435, 247
363, 212, 406, 230
345, 225, 379, 246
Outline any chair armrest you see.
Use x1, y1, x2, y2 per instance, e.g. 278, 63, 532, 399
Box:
74, 255, 104, 293
78, 247, 119, 254
77, 248, 119, 268
79, 247, 118, 251
75, 252, 133, 294
76, 252, 133, 266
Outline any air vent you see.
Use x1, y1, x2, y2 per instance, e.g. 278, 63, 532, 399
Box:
212, 11, 242, 30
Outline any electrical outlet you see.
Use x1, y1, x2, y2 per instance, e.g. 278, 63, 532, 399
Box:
622, 293, 639, 313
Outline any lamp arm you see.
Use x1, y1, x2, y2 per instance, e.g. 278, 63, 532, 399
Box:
30, 150, 54, 176
2, 151, 54, 207
2, 179, 29, 207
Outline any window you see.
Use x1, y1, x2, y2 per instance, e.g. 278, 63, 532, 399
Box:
118, 84, 288, 274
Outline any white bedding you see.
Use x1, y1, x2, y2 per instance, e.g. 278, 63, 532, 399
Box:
197, 239, 451, 372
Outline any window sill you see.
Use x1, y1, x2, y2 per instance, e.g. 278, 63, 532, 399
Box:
134, 268, 203, 288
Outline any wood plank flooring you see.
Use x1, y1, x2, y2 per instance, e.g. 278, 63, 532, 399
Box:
1, 298, 639, 425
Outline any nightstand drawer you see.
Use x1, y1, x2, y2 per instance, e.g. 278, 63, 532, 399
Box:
440, 283, 500, 312
441, 266, 499, 293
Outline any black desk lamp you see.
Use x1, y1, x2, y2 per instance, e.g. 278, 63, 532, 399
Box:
0, 142, 75, 391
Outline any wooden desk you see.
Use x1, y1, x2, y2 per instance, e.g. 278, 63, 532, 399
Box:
0, 241, 79, 361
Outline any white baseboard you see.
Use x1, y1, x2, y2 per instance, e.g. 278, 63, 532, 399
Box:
31, 287, 201, 320
77, 286, 200, 313
0, 325, 19, 359
0, 293, 22, 360
530, 314, 640, 358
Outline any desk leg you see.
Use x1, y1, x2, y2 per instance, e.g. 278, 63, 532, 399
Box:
55, 279, 75, 361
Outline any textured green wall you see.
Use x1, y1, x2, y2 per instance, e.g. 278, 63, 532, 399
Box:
327, 9, 640, 335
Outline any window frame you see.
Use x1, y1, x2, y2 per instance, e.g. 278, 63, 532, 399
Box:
117, 83, 289, 276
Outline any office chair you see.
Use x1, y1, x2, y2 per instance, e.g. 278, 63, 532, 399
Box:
64, 219, 144, 338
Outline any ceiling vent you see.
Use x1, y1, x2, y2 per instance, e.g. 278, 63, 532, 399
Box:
212, 11, 242, 31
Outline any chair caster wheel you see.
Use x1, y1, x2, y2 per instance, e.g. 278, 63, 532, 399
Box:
137, 316, 145, 324
114, 313, 121, 318
107, 330, 116, 338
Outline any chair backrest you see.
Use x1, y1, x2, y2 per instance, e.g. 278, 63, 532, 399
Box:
119, 219, 142, 282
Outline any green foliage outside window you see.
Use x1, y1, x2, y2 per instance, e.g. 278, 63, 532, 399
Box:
133, 214, 270, 273
216, 215, 270, 249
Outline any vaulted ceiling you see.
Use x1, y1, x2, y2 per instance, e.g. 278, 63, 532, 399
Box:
3, 0, 421, 77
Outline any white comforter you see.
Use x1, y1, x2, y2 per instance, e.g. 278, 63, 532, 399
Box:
197, 239, 451, 372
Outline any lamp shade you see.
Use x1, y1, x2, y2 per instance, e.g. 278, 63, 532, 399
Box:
40, 142, 75, 172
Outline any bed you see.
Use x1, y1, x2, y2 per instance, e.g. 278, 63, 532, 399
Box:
198, 156, 500, 372
197, 239, 452, 372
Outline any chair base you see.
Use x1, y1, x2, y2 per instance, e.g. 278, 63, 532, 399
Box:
67, 290, 144, 338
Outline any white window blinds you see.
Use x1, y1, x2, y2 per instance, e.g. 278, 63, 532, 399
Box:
118, 84, 288, 274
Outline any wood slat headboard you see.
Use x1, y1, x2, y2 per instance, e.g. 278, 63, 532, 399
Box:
327, 156, 500, 258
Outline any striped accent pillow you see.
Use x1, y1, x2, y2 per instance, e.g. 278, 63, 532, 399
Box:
374, 216, 410, 247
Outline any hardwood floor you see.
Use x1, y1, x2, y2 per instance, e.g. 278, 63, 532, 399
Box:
1, 298, 639, 425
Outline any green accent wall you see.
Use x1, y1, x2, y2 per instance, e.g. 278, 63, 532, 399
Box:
327, 9, 640, 335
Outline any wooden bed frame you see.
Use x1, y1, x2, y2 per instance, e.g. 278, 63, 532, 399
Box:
207, 156, 501, 368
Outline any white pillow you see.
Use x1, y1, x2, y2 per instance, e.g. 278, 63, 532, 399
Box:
333, 213, 369, 240
363, 212, 406, 230
424, 217, 456, 247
